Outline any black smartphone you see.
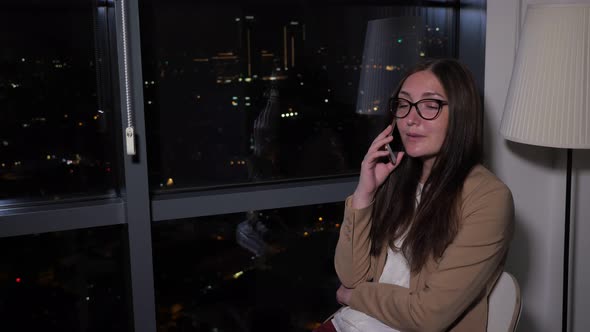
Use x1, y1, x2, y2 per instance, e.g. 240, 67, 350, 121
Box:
385, 122, 404, 165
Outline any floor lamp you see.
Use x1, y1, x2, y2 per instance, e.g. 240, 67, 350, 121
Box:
500, 4, 590, 332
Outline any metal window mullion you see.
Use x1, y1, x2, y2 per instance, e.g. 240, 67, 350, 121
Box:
151, 178, 359, 222
114, 0, 156, 331
0, 200, 126, 238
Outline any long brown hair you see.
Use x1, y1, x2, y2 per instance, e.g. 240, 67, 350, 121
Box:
369, 58, 482, 272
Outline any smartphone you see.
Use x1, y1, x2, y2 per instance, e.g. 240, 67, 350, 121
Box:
385, 122, 404, 165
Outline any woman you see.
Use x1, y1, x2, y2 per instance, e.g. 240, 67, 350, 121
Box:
317, 58, 514, 332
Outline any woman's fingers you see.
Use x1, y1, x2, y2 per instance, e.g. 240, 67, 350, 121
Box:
377, 124, 393, 139
368, 125, 393, 149
363, 149, 391, 166
368, 135, 394, 156
394, 151, 405, 165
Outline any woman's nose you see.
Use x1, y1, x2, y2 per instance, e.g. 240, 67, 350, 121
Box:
405, 105, 421, 126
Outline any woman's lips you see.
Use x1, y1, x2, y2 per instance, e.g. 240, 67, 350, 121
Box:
405, 133, 425, 142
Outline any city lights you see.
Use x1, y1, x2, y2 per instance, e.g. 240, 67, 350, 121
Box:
166, 177, 174, 186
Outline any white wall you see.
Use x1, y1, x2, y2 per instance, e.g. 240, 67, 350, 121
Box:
572, 150, 590, 331
484, 0, 590, 331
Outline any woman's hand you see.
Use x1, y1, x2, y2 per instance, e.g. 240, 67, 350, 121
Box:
336, 284, 353, 305
352, 124, 404, 209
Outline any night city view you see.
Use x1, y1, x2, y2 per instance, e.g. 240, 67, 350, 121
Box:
0, 1, 117, 201
139, 1, 454, 191
0, 0, 459, 331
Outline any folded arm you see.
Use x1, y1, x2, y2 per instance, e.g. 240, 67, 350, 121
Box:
347, 181, 514, 332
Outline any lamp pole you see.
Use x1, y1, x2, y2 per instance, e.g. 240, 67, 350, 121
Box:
563, 148, 572, 332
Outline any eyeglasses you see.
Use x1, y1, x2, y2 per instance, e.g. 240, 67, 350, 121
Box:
389, 97, 448, 120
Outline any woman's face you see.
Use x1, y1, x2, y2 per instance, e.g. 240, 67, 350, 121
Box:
395, 70, 449, 164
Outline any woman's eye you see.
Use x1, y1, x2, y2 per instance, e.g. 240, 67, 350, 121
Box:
422, 102, 439, 109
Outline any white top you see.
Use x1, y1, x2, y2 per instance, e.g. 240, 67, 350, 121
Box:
332, 184, 422, 332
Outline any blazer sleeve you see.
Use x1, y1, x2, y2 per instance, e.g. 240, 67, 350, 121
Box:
347, 179, 515, 332
334, 195, 377, 288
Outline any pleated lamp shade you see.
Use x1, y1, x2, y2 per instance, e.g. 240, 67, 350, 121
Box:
500, 4, 590, 149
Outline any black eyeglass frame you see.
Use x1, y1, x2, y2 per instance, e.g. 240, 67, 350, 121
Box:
388, 97, 449, 120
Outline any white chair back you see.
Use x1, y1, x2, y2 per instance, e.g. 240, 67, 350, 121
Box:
487, 271, 522, 332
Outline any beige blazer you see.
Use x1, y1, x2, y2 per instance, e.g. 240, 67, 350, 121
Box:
334, 165, 514, 332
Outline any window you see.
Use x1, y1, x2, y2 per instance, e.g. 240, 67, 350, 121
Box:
0, 1, 130, 331
139, 0, 458, 191
152, 202, 343, 331
0, 0, 117, 202
0, 225, 129, 332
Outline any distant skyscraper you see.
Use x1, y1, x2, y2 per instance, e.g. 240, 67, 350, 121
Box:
283, 21, 304, 71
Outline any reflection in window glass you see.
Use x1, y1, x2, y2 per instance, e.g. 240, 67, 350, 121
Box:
152, 202, 344, 331
0, 225, 130, 332
139, 1, 457, 191
0, 0, 117, 201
